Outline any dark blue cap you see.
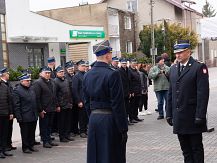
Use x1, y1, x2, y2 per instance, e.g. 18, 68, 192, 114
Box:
112, 56, 119, 62
21, 69, 32, 74
174, 40, 190, 53
65, 61, 74, 69
130, 58, 137, 63
55, 66, 64, 72
76, 60, 86, 66
93, 40, 112, 56
40, 66, 51, 73
18, 73, 31, 81
120, 58, 128, 64
47, 57, 55, 63
0, 67, 8, 75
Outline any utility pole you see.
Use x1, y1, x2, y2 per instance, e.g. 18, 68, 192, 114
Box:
150, 0, 156, 64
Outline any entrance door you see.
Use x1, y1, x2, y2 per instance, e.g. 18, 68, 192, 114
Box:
28, 48, 44, 67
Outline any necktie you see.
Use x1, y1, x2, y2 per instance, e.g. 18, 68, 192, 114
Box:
180, 65, 185, 72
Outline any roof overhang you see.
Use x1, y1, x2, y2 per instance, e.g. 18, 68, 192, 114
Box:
8, 36, 58, 42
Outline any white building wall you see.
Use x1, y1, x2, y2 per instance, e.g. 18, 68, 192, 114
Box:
48, 43, 61, 65
5, 0, 105, 63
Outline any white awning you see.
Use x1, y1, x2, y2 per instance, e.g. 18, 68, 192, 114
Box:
9, 36, 58, 42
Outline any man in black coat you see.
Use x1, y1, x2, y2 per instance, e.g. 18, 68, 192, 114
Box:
13, 74, 38, 154
65, 61, 79, 136
129, 59, 143, 123
0, 68, 16, 151
111, 56, 119, 69
118, 58, 133, 125
72, 60, 88, 138
54, 66, 74, 142
0, 69, 13, 158
33, 66, 59, 148
83, 40, 128, 163
166, 40, 209, 163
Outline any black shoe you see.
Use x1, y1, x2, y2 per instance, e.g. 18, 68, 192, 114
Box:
155, 109, 159, 112
157, 116, 164, 120
23, 149, 32, 154
80, 133, 87, 138
65, 136, 75, 141
51, 137, 55, 141
60, 138, 69, 142
130, 119, 138, 123
3, 151, 13, 156
0, 152, 6, 159
128, 121, 134, 125
29, 147, 39, 152
43, 143, 52, 148
134, 118, 144, 122
70, 133, 77, 137
49, 142, 59, 146
34, 141, 41, 145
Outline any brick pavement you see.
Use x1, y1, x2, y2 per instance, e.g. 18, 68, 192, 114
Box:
4, 67, 217, 163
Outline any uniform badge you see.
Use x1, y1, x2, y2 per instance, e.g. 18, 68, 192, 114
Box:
203, 69, 207, 74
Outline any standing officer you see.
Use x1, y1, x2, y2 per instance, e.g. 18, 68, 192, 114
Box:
54, 66, 74, 142
13, 74, 38, 154
111, 56, 119, 69
118, 58, 133, 125
83, 40, 128, 163
166, 40, 209, 163
72, 60, 88, 138
33, 66, 59, 148
0, 69, 13, 158
64, 61, 79, 137
0, 68, 16, 151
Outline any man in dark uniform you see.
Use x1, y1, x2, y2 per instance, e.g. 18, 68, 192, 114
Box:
118, 58, 133, 125
85, 61, 90, 72
0, 68, 17, 151
129, 59, 143, 123
111, 56, 119, 69
13, 74, 38, 154
33, 66, 59, 148
83, 40, 128, 163
64, 61, 79, 137
54, 66, 74, 142
0, 68, 14, 158
166, 40, 209, 163
72, 60, 88, 138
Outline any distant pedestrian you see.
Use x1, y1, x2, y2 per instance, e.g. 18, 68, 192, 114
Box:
148, 56, 170, 120
83, 40, 128, 163
166, 40, 209, 163
13, 74, 38, 154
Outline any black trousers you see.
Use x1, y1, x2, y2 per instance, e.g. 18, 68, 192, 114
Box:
129, 95, 140, 120
39, 112, 54, 144
0, 116, 9, 152
19, 121, 37, 151
51, 112, 58, 133
139, 94, 148, 112
178, 133, 204, 163
71, 106, 79, 134
7, 119, 13, 147
58, 108, 71, 139
124, 97, 130, 119
78, 107, 88, 134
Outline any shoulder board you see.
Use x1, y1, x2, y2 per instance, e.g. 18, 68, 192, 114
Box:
197, 60, 204, 64
109, 67, 116, 71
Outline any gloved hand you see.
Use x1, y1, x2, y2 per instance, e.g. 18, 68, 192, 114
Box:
166, 117, 173, 126
121, 131, 128, 143
195, 118, 206, 125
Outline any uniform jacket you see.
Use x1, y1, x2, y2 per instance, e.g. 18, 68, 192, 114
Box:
118, 66, 131, 97
33, 77, 58, 113
129, 66, 141, 96
148, 64, 170, 92
54, 77, 72, 109
83, 61, 128, 133
0, 80, 12, 116
166, 57, 209, 134
72, 71, 85, 104
65, 72, 74, 97
13, 84, 38, 123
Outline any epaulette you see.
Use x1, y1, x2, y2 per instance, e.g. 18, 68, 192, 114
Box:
197, 60, 204, 64
109, 67, 116, 71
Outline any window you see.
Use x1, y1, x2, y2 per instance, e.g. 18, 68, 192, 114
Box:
124, 16, 132, 30
127, 0, 137, 12
27, 48, 44, 67
126, 41, 133, 53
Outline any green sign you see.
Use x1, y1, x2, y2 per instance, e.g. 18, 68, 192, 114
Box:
60, 49, 66, 55
69, 30, 105, 39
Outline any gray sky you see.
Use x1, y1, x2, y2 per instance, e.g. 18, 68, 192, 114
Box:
29, 0, 217, 14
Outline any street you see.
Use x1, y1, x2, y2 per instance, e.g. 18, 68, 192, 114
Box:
5, 67, 217, 163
